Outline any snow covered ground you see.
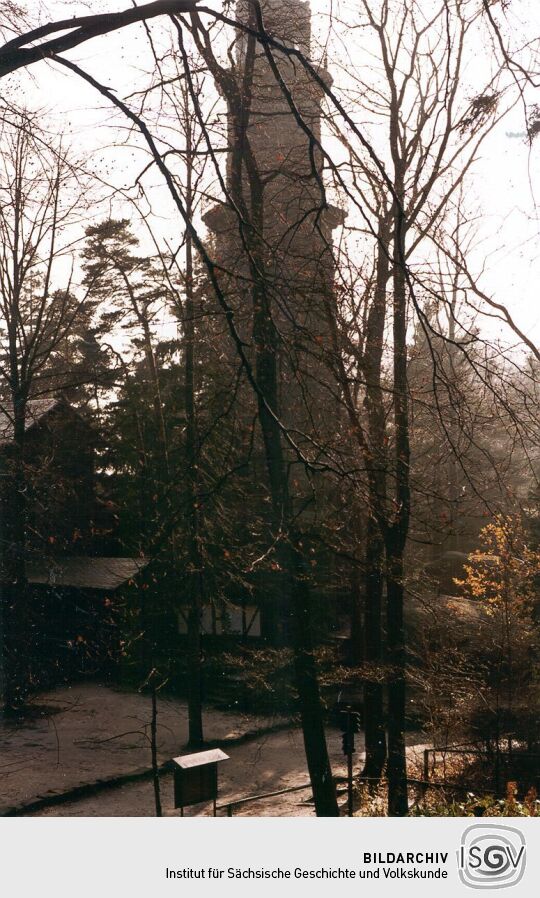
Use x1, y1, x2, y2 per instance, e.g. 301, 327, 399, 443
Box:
0, 683, 428, 817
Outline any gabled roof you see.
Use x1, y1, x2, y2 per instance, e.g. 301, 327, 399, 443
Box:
0, 397, 92, 446
27, 556, 149, 590
0, 398, 61, 445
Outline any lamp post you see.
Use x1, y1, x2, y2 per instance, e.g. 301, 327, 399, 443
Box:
337, 690, 363, 817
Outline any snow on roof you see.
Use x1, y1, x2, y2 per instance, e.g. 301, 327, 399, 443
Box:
172, 749, 229, 770
27, 556, 149, 590
0, 398, 61, 445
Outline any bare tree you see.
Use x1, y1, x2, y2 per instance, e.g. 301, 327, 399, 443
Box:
13, 0, 536, 817
0, 112, 89, 708
0, 1, 198, 79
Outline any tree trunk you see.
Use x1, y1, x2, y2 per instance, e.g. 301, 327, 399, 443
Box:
385, 545, 408, 816
184, 119, 204, 748
2, 395, 29, 711
289, 539, 340, 816
385, 188, 410, 816
150, 678, 163, 816
196, 22, 338, 815
361, 212, 391, 780
361, 516, 387, 782
349, 563, 363, 665
253, 293, 338, 816
186, 590, 203, 748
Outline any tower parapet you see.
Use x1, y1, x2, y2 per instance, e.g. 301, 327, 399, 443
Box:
205, 0, 343, 236
236, 0, 312, 55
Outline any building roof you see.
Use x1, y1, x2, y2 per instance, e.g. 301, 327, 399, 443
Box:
0, 398, 62, 445
27, 556, 149, 590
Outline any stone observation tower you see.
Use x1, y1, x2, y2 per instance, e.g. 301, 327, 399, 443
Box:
200, 0, 345, 642
204, 0, 344, 445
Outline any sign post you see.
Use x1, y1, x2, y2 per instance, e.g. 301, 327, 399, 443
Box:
171, 748, 229, 816
339, 707, 361, 817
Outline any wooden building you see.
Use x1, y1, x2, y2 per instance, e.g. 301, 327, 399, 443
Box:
0, 397, 147, 690
0, 397, 95, 553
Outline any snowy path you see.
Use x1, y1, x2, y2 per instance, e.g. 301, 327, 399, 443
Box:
0, 683, 289, 814
0, 683, 429, 817
29, 725, 431, 817
31, 727, 329, 817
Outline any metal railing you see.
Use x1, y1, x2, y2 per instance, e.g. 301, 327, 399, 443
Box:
214, 744, 540, 816
217, 781, 313, 816
422, 746, 540, 793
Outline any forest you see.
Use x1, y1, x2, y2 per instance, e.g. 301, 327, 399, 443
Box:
0, 0, 539, 818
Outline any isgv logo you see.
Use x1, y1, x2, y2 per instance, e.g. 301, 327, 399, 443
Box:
458, 824, 526, 889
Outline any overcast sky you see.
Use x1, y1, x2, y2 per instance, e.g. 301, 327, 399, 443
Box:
4, 0, 540, 347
